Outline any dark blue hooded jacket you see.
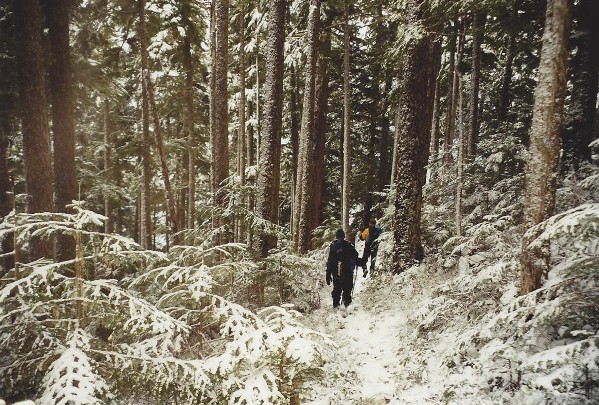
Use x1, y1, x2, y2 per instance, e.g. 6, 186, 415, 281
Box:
326, 238, 359, 279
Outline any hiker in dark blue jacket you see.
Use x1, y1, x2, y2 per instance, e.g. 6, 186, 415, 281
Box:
359, 218, 382, 277
326, 229, 358, 317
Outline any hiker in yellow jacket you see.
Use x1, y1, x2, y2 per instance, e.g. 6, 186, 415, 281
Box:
358, 218, 382, 277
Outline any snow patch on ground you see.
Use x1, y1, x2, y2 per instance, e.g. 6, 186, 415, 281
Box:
303, 262, 429, 404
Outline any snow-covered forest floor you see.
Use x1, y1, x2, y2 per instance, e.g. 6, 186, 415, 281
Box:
1, 174, 597, 405
305, 263, 412, 405
303, 257, 476, 405
299, 217, 599, 405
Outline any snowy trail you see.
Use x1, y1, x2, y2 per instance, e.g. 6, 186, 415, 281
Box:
305, 269, 412, 404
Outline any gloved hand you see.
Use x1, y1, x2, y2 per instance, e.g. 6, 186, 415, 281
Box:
326, 273, 332, 285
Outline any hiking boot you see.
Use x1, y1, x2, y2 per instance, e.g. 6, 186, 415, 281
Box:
363, 269, 368, 278
340, 305, 348, 318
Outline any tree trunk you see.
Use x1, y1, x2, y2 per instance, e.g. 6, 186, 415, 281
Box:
256, 32, 262, 163
423, 39, 441, 187
498, 32, 515, 122
309, 9, 333, 236
447, 20, 464, 159
364, 13, 381, 225
293, 0, 320, 253
342, 2, 351, 238
364, 105, 377, 225
289, 65, 299, 231
561, 0, 599, 172
309, 76, 327, 235
15, 0, 54, 260
137, 1, 153, 250
139, 0, 179, 246
520, 0, 569, 294
0, 103, 14, 273
182, 1, 196, 233
378, 73, 393, 193
103, 100, 113, 234
430, 57, 442, 160
467, 11, 486, 157
246, 99, 255, 249
390, 108, 400, 186
391, 1, 433, 273
443, 24, 457, 165
235, 7, 247, 243
0, 11, 16, 273
455, 70, 465, 237
375, 6, 393, 196
255, 0, 285, 257
46, 0, 77, 262
210, 0, 230, 243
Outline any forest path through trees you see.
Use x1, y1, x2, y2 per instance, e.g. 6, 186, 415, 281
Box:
304, 258, 432, 404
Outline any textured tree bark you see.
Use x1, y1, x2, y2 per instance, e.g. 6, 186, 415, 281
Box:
378, 73, 393, 193
46, 0, 77, 262
255, 0, 285, 258
15, 0, 55, 260
520, 0, 569, 294
0, 11, 16, 274
137, 0, 153, 250
561, 0, 599, 172
246, 99, 255, 249
422, 39, 441, 188
455, 70, 465, 237
255, 32, 261, 162
293, 0, 320, 253
430, 57, 442, 160
309, 9, 333, 237
342, 2, 351, 238
236, 4, 247, 243
375, 6, 394, 196
308, 41, 332, 237
209, 0, 230, 244
443, 24, 456, 166
289, 66, 299, 230
390, 108, 400, 186
181, 1, 196, 233
103, 100, 113, 234
0, 104, 14, 274
391, 0, 433, 273
447, 21, 464, 161
467, 11, 486, 157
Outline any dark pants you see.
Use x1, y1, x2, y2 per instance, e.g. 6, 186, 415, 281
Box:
332, 269, 354, 307
361, 241, 379, 271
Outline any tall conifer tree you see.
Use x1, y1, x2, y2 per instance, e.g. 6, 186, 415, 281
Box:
15, 0, 54, 260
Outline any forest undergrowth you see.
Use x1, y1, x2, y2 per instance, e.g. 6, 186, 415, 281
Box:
1, 166, 598, 404
322, 163, 599, 404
